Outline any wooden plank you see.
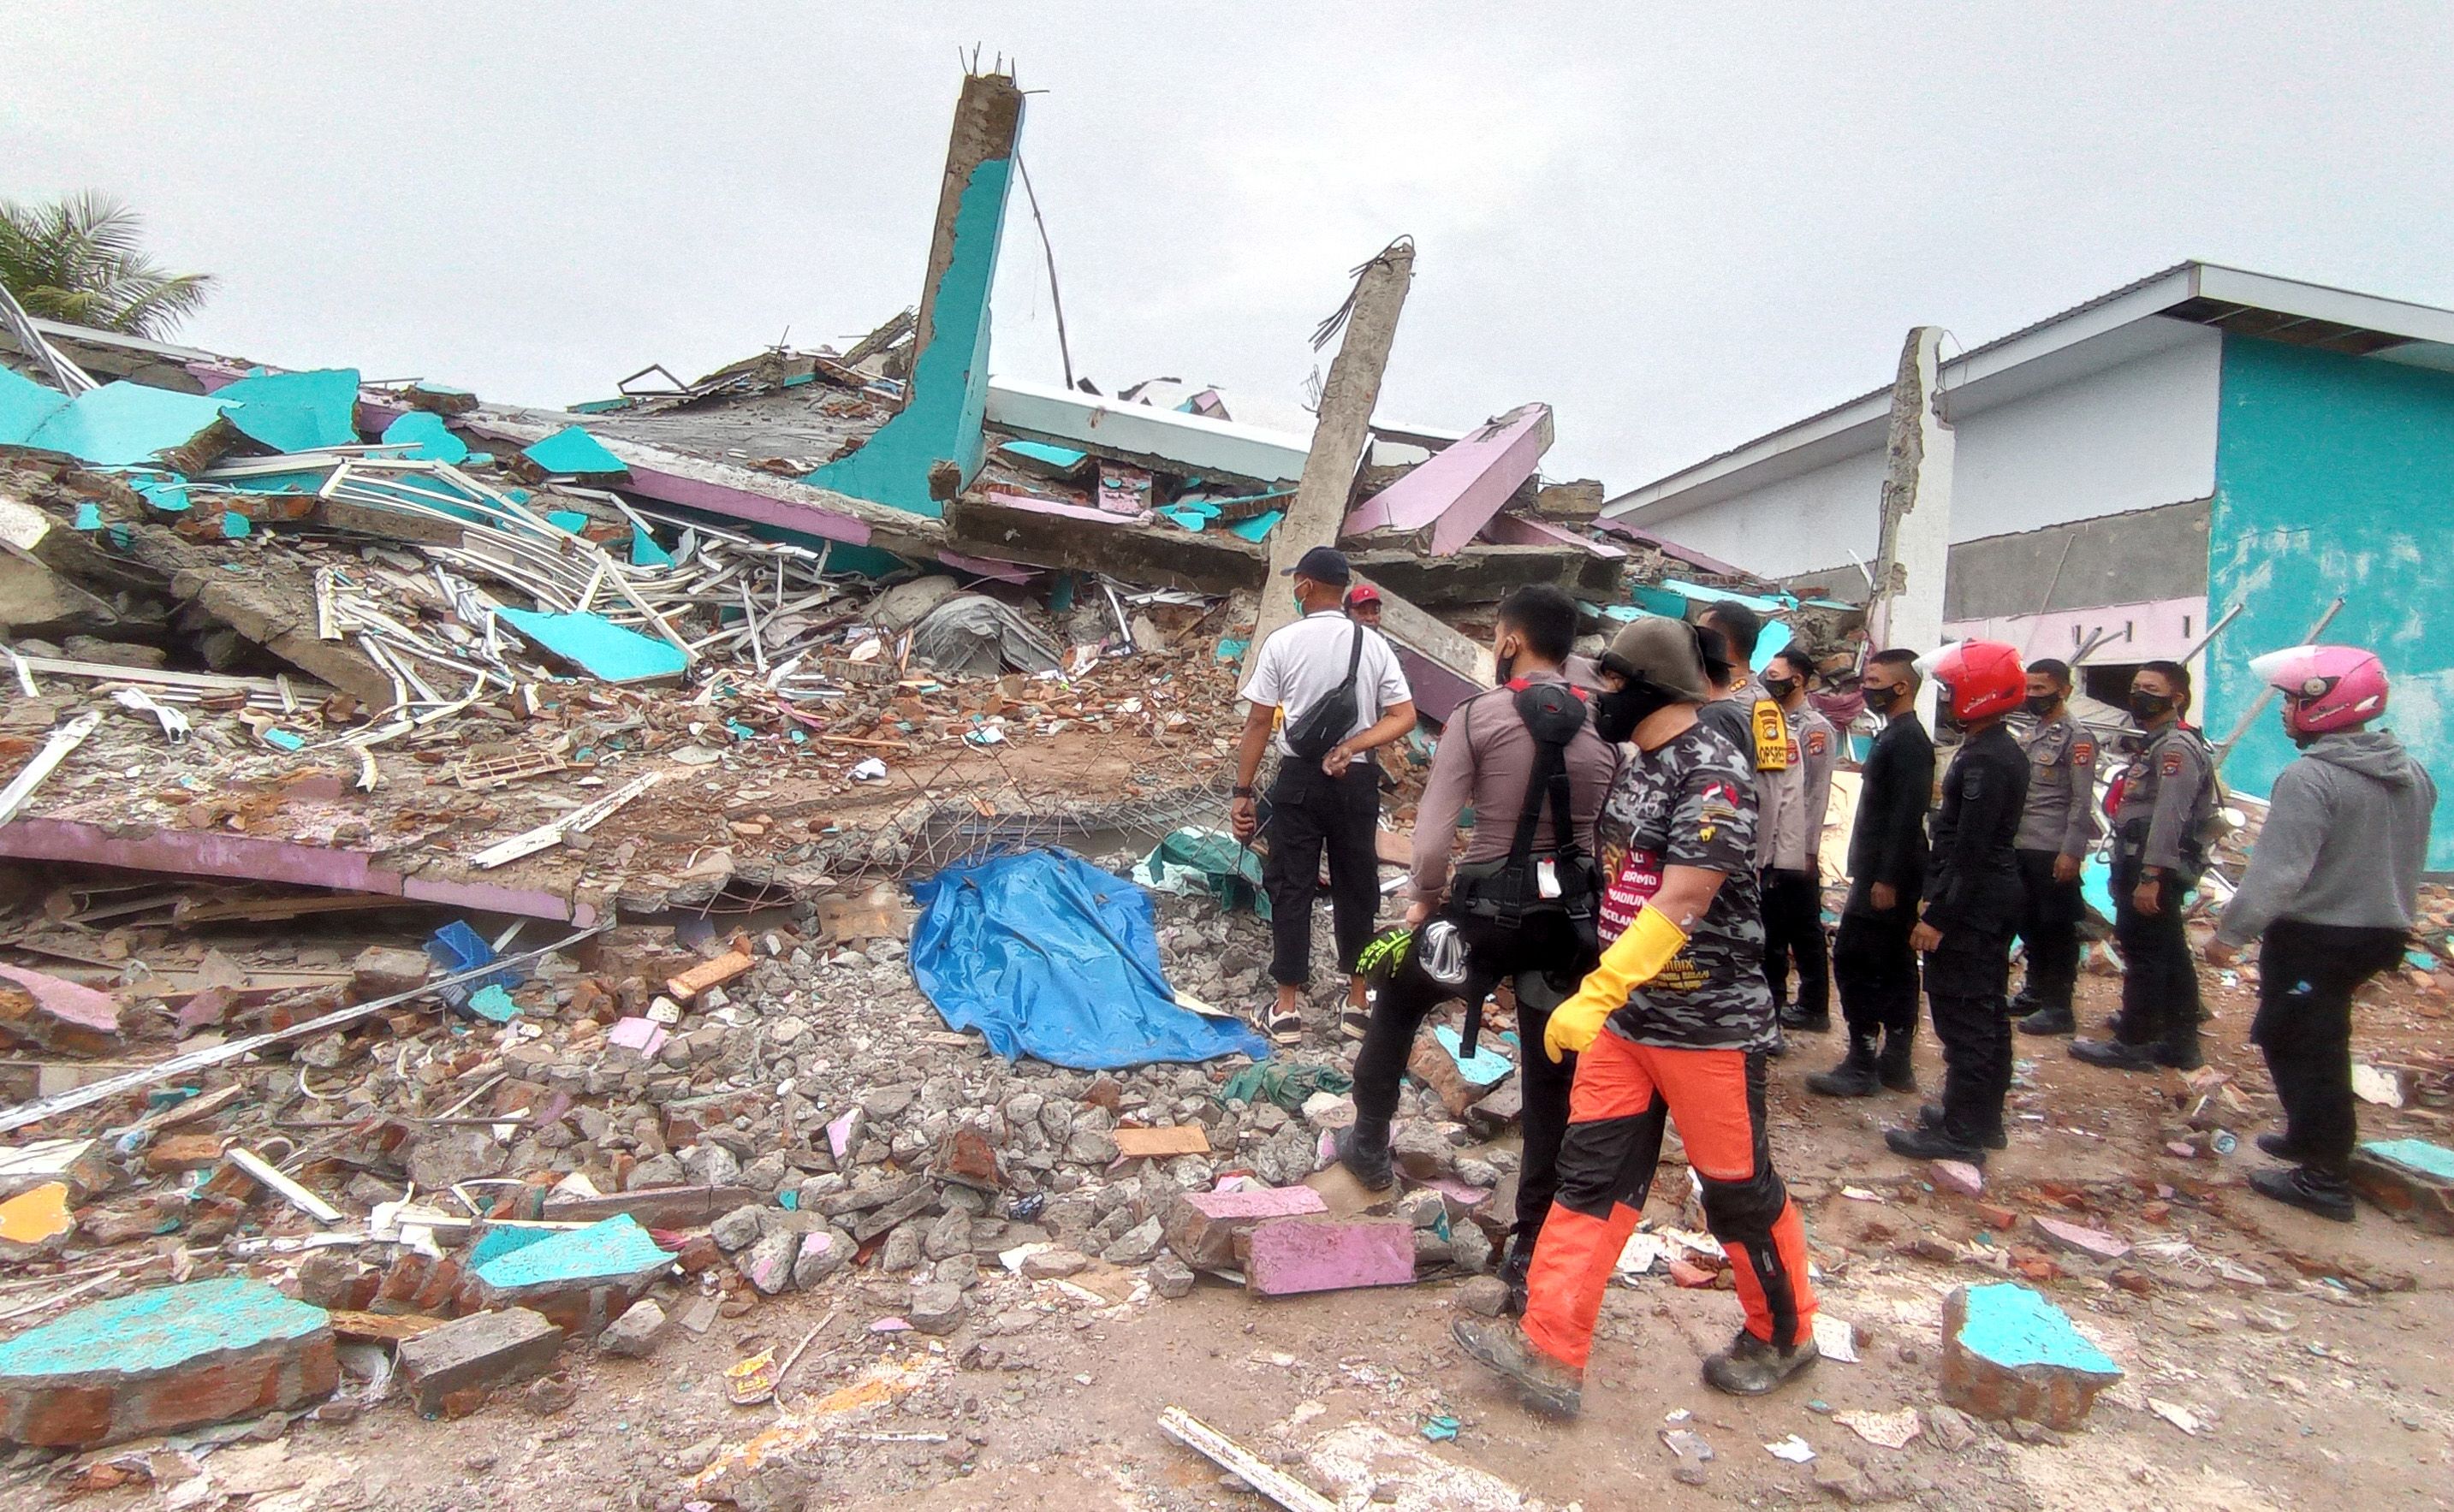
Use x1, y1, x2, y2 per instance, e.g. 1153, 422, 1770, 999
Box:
1156, 1408, 1339, 1512
223, 1144, 344, 1224
664, 949, 752, 1002
1112, 1125, 1211, 1159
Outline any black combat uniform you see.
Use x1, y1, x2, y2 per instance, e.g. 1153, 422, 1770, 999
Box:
1815, 709, 1934, 1093
1918, 723, 2029, 1147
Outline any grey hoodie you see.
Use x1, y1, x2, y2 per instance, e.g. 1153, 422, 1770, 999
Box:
2216, 729, 2438, 947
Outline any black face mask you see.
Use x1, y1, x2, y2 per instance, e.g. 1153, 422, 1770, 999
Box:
2025, 693, 2059, 718
2129, 691, 2174, 722
1594, 681, 1676, 743
1863, 685, 1901, 715
1494, 652, 1518, 685
1761, 676, 1797, 702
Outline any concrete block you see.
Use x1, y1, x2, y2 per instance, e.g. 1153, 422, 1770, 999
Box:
0, 1278, 336, 1449
349, 946, 431, 999
598, 1299, 668, 1359
2350, 1139, 2454, 1236
792, 1229, 852, 1289
1164, 1185, 1329, 1271
1301, 1163, 1399, 1219
1149, 1254, 1197, 1299
396, 1307, 562, 1417
2031, 1216, 2130, 1260
907, 1281, 965, 1335
1937, 1283, 2121, 1430
471, 1213, 674, 1337
736, 1229, 799, 1296
1932, 1160, 1985, 1197
1240, 1216, 1417, 1296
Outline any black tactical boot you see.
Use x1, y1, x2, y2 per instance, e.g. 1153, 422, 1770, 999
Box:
1779, 1002, 1832, 1033
2016, 1003, 2076, 1036
1886, 1122, 1988, 1164
1920, 1102, 2006, 1150
2255, 1130, 2307, 1159
1804, 1036, 1881, 1098
1336, 1117, 1394, 1191
1876, 1028, 1918, 1094
2249, 1165, 2355, 1223
1703, 1327, 1820, 1396
2070, 1036, 2162, 1072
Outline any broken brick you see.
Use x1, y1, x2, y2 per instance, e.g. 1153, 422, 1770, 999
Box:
349, 945, 431, 999
0, 1278, 337, 1449
664, 950, 752, 1002
0, 964, 124, 1058
2031, 1216, 2131, 1260
930, 1127, 1002, 1190
1163, 1185, 1328, 1272
1239, 1216, 1415, 1296
142, 1133, 228, 1175
395, 1307, 563, 1418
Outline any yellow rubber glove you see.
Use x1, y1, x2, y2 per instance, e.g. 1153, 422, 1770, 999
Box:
1544, 904, 1690, 1062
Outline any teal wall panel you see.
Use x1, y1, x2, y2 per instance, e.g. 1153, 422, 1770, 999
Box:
2209, 334, 2454, 870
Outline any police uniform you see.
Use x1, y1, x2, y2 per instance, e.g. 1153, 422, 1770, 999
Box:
2011, 712, 2100, 1023
1519, 719, 1818, 1373
1920, 723, 2029, 1145
1764, 703, 1837, 1025
2106, 722, 2215, 1065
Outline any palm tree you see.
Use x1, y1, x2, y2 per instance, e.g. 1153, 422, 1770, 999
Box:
0, 193, 214, 339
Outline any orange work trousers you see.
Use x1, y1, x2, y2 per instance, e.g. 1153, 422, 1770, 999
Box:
1523, 1032, 1815, 1371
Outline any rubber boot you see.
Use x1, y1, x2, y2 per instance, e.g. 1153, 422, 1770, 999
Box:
2249, 1165, 2355, 1223
1876, 1027, 1918, 1094
1702, 1327, 1820, 1396
1337, 1116, 1394, 1191
1804, 1036, 1881, 1098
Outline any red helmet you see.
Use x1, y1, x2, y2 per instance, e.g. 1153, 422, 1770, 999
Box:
2249, 644, 2387, 736
1922, 639, 2024, 721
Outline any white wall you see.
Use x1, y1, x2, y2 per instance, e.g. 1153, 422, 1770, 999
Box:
1642, 319, 2223, 580
1947, 323, 2220, 543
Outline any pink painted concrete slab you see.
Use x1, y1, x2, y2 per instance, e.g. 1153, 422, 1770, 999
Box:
0, 965, 120, 1038
1184, 1186, 1328, 1222
1478, 509, 1627, 559
1342, 403, 1552, 555
1244, 1215, 1415, 1296
1944, 596, 2208, 665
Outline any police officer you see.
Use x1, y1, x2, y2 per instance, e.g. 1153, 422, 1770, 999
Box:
2071, 660, 2213, 1074
1887, 641, 2029, 1162
1340, 586, 1616, 1311
1808, 649, 1934, 1099
2011, 659, 2100, 1036
1764, 646, 1838, 1034
1230, 547, 1417, 1044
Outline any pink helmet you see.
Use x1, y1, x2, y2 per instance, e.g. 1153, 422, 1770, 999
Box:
2249, 644, 2388, 736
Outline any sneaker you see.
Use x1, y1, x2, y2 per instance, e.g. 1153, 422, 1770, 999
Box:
1703, 1326, 1820, 1396
2016, 1005, 2076, 1036
2069, 1036, 2162, 1072
1453, 1317, 1584, 1417
1919, 1103, 2007, 1150
2249, 1165, 2355, 1223
1886, 1123, 1988, 1165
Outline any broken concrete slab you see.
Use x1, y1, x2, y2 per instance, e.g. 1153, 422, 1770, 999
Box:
210, 368, 361, 454
395, 1306, 562, 1418
2349, 1138, 2454, 1236
515, 424, 630, 482
493, 606, 687, 685
0, 963, 123, 1057
1937, 1282, 2122, 1430
0, 538, 123, 637
471, 1213, 674, 1337
1166, 1185, 1330, 1272
0, 1277, 337, 1449
0, 1136, 111, 1201
1240, 1215, 1416, 1296
1341, 402, 1553, 555
16, 380, 238, 471
2031, 1215, 2131, 1261
349, 946, 431, 999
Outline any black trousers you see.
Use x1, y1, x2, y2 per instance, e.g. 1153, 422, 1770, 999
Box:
1925, 928, 2013, 1141
1262, 761, 1382, 987
2011, 848, 2083, 1010
2250, 918, 2407, 1176
1835, 906, 1919, 1042
2109, 854, 2201, 1056
1352, 909, 1590, 1243
1761, 868, 1830, 1017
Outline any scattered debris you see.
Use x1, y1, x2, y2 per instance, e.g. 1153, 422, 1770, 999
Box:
1937, 1283, 2124, 1431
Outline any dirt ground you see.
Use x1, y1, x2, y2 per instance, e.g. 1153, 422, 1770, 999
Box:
26, 955, 2448, 1512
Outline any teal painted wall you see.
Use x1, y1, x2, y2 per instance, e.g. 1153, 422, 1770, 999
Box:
806, 154, 1013, 518
2208, 334, 2454, 870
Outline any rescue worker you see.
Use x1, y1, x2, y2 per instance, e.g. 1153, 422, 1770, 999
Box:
1887, 642, 2029, 1162
1695, 601, 1795, 1052
2207, 646, 2435, 1222
1808, 649, 1934, 1098
1341, 586, 1616, 1310
2071, 661, 2213, 1073
2011, 659, 2100, 1036
1230, 547, 1417, 1044
1344, 581, 1384, 631
1453, 617, 1819, 1415
1764, 646, 1838, 1035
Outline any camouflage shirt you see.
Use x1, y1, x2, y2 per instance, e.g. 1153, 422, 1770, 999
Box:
1592, 719, 1774, 1052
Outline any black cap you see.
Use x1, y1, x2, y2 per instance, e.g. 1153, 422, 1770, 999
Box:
1283, 545, 1351, 584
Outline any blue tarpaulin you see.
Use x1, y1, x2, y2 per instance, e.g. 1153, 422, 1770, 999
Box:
911, 848, 1270, 1069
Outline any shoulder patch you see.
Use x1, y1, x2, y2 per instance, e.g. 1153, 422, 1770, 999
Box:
1804, 728, 1830, 757
2071, 738, 2095, 764
2160, 747, 2184, 778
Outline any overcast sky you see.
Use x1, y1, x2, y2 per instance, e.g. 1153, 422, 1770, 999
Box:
8, 3, 2451, 492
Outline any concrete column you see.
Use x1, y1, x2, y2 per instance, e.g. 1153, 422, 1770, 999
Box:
1244, 241, 1415, 676
1867, 325, 1955, 722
